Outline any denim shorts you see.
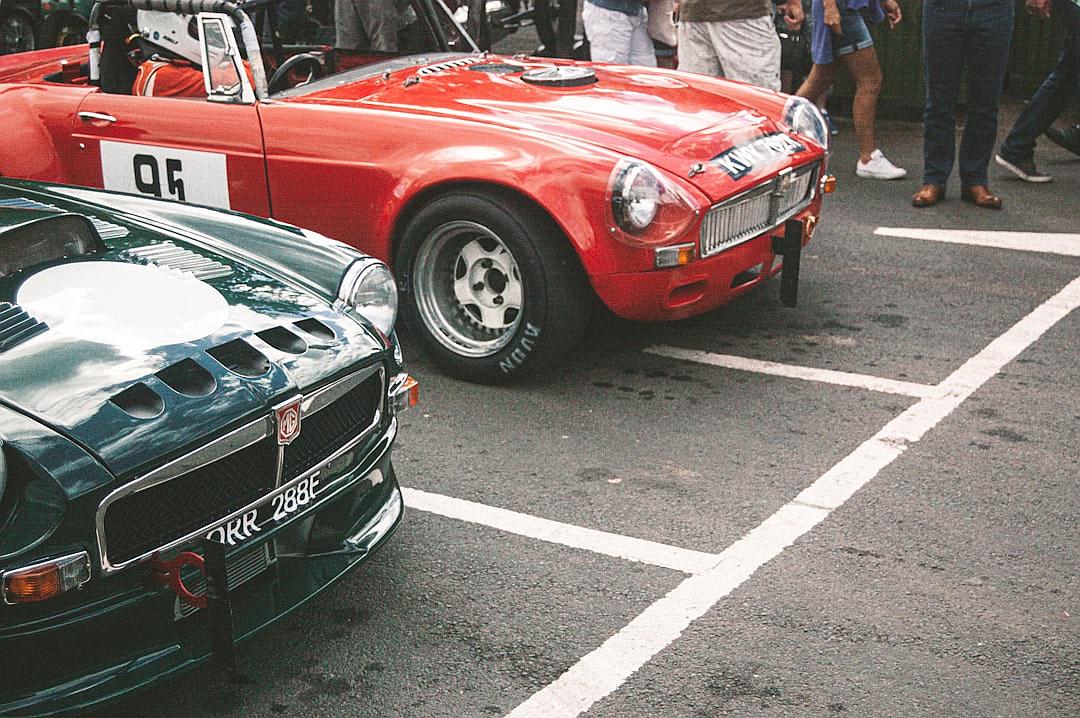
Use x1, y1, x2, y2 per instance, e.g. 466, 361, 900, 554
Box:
832, 5, 875, 57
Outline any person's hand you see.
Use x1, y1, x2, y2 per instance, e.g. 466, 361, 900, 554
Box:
882, 0, 902, 27
1026, 0, 1050, 18
823, 0, 841, 34
783, 1, 805, 30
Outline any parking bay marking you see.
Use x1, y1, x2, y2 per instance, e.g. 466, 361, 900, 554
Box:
506, 275, 1080, 718
644, 345, 941, 398
874, 227, 1080, 257
402, 487, 720, 575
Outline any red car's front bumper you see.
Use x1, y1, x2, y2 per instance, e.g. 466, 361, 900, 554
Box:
591, 208, 819, 322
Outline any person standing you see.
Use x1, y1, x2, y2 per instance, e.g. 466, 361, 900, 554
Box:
795, 0, 905, 179
674, 0, 802, 90
912, 0, 1014, 208
335, 0, 399, 52
995, 0, 1080, 183
535, 0, 578, 57
582, 0, 657, 65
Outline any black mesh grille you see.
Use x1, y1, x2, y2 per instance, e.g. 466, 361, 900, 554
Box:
282, 372, 382, 482
103, 437, 278, 565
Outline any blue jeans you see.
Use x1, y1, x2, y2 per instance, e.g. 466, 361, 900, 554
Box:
999, 0, 1080, 162
922, 0, 1014, 188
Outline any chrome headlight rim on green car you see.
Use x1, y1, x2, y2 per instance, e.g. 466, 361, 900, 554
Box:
782, 95, 830, 152
337, 258, 399, 337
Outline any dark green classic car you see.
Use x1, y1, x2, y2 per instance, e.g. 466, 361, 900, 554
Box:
0, 178, 417, 715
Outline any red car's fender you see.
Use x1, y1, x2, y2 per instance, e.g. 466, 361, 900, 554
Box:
0, 84, 93, 182
258, 101, 711, 281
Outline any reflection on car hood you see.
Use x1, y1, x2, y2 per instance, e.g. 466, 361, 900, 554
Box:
280, 55, 795, 176
0, 188, 382, 478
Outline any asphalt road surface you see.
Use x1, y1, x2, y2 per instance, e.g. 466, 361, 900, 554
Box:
97, 95, 1080, 716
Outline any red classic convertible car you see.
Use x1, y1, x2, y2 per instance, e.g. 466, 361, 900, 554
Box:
0, 0, 831, 383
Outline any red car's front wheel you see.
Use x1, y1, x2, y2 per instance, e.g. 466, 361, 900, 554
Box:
396, 190, 591, 384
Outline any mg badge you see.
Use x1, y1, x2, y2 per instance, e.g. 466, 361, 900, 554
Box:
275, 398, 302, 445
778, 170, 794, 193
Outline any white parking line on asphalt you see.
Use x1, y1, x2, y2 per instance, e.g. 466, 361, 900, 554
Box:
644, 345, 941, 398
402, 487, 721, 575
505, 274, 1080, 718
875, 227, 1080, 256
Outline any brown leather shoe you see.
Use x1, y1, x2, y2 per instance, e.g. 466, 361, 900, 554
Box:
912, 183, 945, 207
960, 185, 1002, 209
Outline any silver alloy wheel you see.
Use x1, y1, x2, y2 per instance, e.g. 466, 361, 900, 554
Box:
413, 220, 524, 358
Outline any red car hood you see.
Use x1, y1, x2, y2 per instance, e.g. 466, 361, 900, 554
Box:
279, 55, 804, 187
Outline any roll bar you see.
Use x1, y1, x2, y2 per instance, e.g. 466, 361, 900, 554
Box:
89, 0, 269, 99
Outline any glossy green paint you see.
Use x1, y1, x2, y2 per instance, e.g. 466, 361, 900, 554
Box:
0, 179, 405, 717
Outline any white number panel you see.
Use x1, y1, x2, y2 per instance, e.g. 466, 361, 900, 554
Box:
100, 140, 231, 209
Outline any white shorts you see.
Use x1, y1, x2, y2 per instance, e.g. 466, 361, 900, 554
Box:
582, 2, 658, 66
677, 15, 781, 90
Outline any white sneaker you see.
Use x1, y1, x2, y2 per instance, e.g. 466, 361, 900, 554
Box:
856, 149, 908, 180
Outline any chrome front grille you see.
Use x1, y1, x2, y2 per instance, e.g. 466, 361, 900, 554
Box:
96, 363, 386, 573
700, 162, 819, 258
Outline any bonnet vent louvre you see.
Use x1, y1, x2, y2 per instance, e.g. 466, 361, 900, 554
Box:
417, 56, 483, 75
0, 302, 48, 353
125, 242, 232, 280
207, 339, 271, 377
0, 197, 129, 239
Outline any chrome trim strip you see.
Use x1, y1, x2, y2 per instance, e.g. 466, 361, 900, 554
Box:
95, 364, 386, 574
302, 363, 382, 416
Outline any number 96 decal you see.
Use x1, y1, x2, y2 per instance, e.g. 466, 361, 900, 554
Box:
99, 140, 232, 209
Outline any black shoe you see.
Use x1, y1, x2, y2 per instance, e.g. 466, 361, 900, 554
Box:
995, 154, 1053, 183
1044, 124, 1080, 157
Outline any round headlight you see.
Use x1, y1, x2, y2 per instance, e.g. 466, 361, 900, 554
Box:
782, 96, 829, 151
339, 259, 398, 336
612, 161, 661, 232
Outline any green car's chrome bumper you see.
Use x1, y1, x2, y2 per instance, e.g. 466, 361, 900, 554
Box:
0, 438, 403, 717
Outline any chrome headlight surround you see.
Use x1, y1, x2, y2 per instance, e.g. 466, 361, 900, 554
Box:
337, 258, 398, 337
782, 96, 829, 152
611, 160, 662, 232
606, 159, 700, 248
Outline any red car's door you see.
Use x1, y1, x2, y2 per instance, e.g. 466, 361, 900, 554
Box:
68, 92, 270, 217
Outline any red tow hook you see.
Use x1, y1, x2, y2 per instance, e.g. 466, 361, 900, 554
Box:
143, 551, 208, 609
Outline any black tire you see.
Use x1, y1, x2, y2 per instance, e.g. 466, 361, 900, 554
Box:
40, 12, 88, 48
0, 8, 36, 54
396, 189, 591, 384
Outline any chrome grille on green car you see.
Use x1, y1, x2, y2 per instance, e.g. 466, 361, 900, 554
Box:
95, 364, 386, 572
102, 437, 279, 566
282, 372, 383, 482
699, 162, 818, 258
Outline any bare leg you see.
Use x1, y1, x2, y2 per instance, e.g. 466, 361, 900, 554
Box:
839, 46, 883, 163
796, 63, 836, 104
